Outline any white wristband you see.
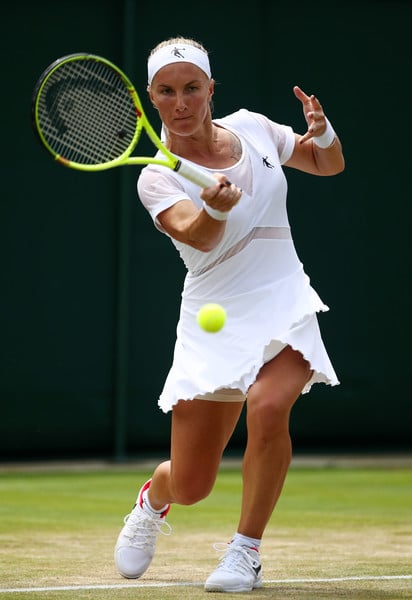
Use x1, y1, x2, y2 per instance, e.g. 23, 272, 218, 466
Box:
313, 118, 336, 149
202, 201, 229, 221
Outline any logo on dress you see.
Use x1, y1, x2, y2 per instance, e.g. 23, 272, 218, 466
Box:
262, 156, 275, 169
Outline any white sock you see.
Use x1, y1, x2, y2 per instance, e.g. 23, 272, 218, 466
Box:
142, 489, 169, 517
232, 532, 261, 550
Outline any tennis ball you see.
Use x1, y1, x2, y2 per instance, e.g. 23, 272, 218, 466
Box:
197, 303, 226, 333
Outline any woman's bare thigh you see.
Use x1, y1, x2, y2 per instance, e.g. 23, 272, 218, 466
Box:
169, 399, 244, 501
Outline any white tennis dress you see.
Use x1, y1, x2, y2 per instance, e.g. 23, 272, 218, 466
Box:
138, 109, 339, 413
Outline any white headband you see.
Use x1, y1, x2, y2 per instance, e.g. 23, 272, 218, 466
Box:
147, 44, 211, 85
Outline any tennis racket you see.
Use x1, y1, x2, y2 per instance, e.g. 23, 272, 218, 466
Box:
31, 53, 217, 188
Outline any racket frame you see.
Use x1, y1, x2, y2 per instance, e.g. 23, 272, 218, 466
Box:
32, 53, 217, 188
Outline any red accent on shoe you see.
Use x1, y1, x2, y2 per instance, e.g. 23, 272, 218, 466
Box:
138, 478, 170, 519
138, 479, 152, 508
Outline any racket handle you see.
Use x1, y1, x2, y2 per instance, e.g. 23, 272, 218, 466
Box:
175, 160, 218, 188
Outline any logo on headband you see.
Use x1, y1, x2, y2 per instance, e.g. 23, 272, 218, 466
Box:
148, 44, 211, 84
171, 47, 186, 59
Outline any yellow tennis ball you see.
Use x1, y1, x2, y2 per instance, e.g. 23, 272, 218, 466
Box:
197, 303, 226, 333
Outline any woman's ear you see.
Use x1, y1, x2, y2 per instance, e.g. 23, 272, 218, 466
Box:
147, 85, 156, 107
209, 78, 215, 99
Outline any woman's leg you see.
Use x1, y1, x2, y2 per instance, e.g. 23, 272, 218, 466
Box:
115, 397, 244, 579
148, 398, 244, 510
238, 346, 312, 538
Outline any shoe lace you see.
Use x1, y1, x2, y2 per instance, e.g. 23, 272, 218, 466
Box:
213, 542, 260, 575
122, 507, 172, 549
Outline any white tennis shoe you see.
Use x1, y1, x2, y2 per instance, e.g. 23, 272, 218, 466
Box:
204, 542, 263, 592
114, 479, 171, 579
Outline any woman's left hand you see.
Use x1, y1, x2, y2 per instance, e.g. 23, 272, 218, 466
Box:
293, 85, 327, 145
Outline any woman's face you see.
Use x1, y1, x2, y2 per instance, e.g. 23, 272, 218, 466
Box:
148, 62, 214, 137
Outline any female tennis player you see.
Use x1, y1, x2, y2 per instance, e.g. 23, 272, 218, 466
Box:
114, 36, 345, 593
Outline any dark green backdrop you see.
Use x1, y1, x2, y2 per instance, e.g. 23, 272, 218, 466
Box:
1, 0, 411, 461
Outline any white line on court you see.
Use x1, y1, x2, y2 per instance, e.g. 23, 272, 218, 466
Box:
1, 575, 411, 593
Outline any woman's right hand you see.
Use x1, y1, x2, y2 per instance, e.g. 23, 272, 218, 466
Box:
201, 174, 242, 214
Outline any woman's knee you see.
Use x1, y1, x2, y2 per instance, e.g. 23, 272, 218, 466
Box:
171, 472, 215, 505
247, 398, 291, 439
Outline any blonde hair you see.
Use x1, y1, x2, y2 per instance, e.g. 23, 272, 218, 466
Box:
148, 36, 208, 59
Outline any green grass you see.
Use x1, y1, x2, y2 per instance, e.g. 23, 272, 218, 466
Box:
0, 463, 411, 599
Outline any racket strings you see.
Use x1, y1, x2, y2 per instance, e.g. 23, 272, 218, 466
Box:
37, 59, 139, 165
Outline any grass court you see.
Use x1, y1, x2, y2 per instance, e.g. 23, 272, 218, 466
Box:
0, 457, 411, 599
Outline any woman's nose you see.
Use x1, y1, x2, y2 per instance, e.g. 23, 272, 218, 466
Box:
175, 94, 187, 112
